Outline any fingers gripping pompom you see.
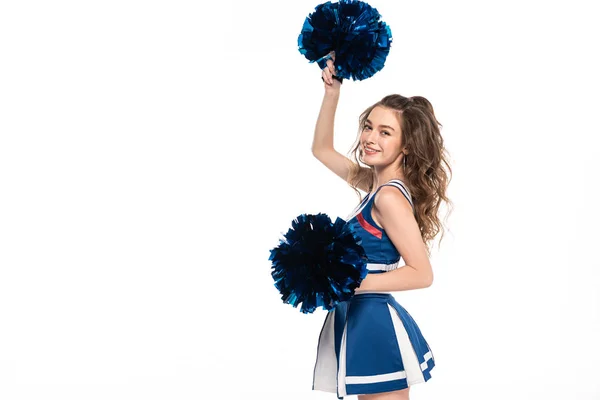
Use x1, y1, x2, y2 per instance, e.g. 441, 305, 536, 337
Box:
269, 213, 368, 314
298, 0, 392, 81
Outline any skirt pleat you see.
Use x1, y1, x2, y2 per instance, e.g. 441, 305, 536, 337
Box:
312, 293, 435, 398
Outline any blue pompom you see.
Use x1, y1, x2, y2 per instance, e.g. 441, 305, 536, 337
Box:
269, 213, 368, 314
298, 0, 392, 81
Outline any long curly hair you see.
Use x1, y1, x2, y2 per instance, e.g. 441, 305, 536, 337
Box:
347, 94, 453, 254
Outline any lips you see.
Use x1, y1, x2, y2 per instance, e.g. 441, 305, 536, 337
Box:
364, 146, 380, 155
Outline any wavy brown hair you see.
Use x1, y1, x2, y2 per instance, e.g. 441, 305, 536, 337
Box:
347, 94, 453, 254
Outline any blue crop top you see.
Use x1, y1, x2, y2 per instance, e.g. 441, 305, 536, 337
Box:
345, 179, 415, 273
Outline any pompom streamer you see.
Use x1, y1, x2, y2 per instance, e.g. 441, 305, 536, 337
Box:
298, 0, 392, 81
269, 213, 368, 314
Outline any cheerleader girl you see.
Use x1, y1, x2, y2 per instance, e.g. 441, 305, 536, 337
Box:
311, 55, 452, 399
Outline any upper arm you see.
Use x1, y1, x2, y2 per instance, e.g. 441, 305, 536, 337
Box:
373, 187, 433, 284
312, 148, 370, 192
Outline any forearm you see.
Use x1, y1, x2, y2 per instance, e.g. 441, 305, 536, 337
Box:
311, 92, 340, 152
356, 265, 433, 292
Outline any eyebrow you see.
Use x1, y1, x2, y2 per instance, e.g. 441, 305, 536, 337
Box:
365, 119, 396, 132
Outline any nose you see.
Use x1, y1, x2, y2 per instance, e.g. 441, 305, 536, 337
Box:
365, 128, 378, 144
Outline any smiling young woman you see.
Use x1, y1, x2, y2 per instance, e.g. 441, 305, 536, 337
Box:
311, 57, 453, 400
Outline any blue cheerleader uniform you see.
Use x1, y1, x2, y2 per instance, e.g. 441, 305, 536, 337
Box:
312, 179, 435, 398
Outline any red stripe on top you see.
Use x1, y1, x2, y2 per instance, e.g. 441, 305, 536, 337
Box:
356, 212, 382, 239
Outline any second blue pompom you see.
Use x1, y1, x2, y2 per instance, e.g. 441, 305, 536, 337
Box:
269, 213, 368, 314
298, 0, 392, 81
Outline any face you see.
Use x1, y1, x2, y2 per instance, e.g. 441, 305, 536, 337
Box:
359, 106, 404, 167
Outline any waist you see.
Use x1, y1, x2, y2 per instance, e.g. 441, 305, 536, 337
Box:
352, 291, 393, 299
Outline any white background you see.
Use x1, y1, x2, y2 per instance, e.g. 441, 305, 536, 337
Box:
1, 0, 599, 399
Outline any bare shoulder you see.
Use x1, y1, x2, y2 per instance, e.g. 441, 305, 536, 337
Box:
373, 185, 414, 216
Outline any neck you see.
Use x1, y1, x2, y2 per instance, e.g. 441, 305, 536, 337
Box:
371, 170, 406, 193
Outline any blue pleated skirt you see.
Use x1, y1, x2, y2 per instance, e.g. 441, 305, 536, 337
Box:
312, 293, 435, 398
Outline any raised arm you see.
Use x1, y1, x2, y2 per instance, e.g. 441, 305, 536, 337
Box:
311, 57, 369, 192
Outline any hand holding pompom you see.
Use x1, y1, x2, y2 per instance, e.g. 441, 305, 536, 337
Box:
269, 213, 368, 314
321, 53, 342, 91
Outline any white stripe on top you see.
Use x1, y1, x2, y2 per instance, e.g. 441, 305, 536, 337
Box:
346, 191, 375, 220
366, 260, 401, 272
346, 179, 413, 220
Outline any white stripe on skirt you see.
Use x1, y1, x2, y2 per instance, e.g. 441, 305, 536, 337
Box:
313, 310, 338, 392
337, 322, 349, 397
387, 303, 426, 385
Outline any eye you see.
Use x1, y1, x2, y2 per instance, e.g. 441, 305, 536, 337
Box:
382, 131, 390, 136
363, 125, 372, 131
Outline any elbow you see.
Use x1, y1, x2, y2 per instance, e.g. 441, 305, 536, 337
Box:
312, 146, 326, 158
311, 146, 320, 159
423, 273, 434, 288
311, 145, 334, 158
